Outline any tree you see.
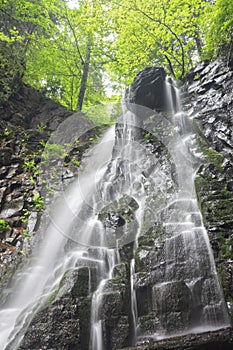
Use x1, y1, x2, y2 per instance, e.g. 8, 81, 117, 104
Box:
1, 0, 233, 110
0, 0, 114, 110
201, 0, 233, 62
105, 0, 208, 83
24, 0, 114, 110
0, 0, 61, 102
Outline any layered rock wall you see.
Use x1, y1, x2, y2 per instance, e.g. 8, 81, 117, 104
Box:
182, 59, 233, 322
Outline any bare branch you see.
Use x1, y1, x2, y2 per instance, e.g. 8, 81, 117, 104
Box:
63, 7, 84, 65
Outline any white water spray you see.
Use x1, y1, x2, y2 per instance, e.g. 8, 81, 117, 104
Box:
0, 126, 115, 350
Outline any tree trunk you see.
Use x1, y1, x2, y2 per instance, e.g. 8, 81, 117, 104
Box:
77, 40, 91, 111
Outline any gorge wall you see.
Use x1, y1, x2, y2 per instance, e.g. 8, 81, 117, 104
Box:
183, 59, 233, 323
0, 85, 104, 296
0, 60, 232, 350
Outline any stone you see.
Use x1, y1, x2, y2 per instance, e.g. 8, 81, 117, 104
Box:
98, 194, 139, 247
125, 67, 167, 111
152, 281, 192, 334
117, 327, 233, 349
0, 195, 24, 218
17, 267, 92, 350
0, 147, 13, 166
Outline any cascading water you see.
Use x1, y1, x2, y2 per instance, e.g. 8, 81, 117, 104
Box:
0, 125, 118, 350
0, 69, 230, 350
144, 78, 230, 336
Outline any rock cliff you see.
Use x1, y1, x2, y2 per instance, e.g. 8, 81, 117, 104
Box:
182, 59, 233, 323
0, 84, 104, 300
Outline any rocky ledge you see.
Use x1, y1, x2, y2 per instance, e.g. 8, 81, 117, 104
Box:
119, 327, 233, 350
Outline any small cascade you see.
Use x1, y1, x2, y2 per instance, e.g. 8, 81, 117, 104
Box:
90, 248, 119, 350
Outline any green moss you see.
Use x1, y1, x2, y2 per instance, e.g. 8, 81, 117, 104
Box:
0, 219, 10, 230
138, 224, 165, 249
202, 148, 224, 171
218, 235, 233, 260
195, 174, 209, 191
134, 248, 150, 272
139, 312, 158, 333
218, 262, 233, 323
45, 289, 59, 305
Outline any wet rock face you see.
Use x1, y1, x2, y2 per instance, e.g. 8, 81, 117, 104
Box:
0, 84, 73, 131
98, 195, 139, 247
0, 97, 105, 304
183, 59, 233, 156
182, 59, 233, 323
17, 267, 91, 350
125, 67, 167, 110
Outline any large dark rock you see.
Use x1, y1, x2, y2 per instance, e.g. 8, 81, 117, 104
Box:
125, 67, 167, 111
182, 59, 233, 155
98, 194, 139, 247
125, 66, 180, 114
17, 267, 91, 350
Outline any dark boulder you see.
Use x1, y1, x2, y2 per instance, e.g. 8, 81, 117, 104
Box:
125, 66, 180, 115
125, 67, 167, 111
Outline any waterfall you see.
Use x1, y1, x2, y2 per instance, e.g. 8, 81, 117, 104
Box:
140, 77, 230, 336
0, 126, 117, 350
0, 73, 230, 350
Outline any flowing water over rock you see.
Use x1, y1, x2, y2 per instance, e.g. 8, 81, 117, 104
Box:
0, 67, 230, 350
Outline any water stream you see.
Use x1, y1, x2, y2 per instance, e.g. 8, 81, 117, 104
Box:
0, 76, 230, 349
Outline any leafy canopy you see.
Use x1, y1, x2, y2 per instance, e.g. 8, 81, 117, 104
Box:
0, 0, 233, 110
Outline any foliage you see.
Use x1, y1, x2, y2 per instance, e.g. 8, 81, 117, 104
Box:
42, 143, 67, 162
3, 129, 11, 137
21, 208, 29, 223
23, 0, 111, 110
1, 0, 233, 109
71, 157, 80, 167
201, 0, 233, 60
0, 0, 58, 101
0, 219, 10, 230
24, 160, 36, 170
106, 0, 208, 81
32, 191, 44, 209
84, 102, 121, 125
37, 123, 47, 132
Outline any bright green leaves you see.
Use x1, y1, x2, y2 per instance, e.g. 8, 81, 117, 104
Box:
1, 0, 233, 111
23, 0, 113, 110
201, 0, 233, 59
106, 0, 208, 82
